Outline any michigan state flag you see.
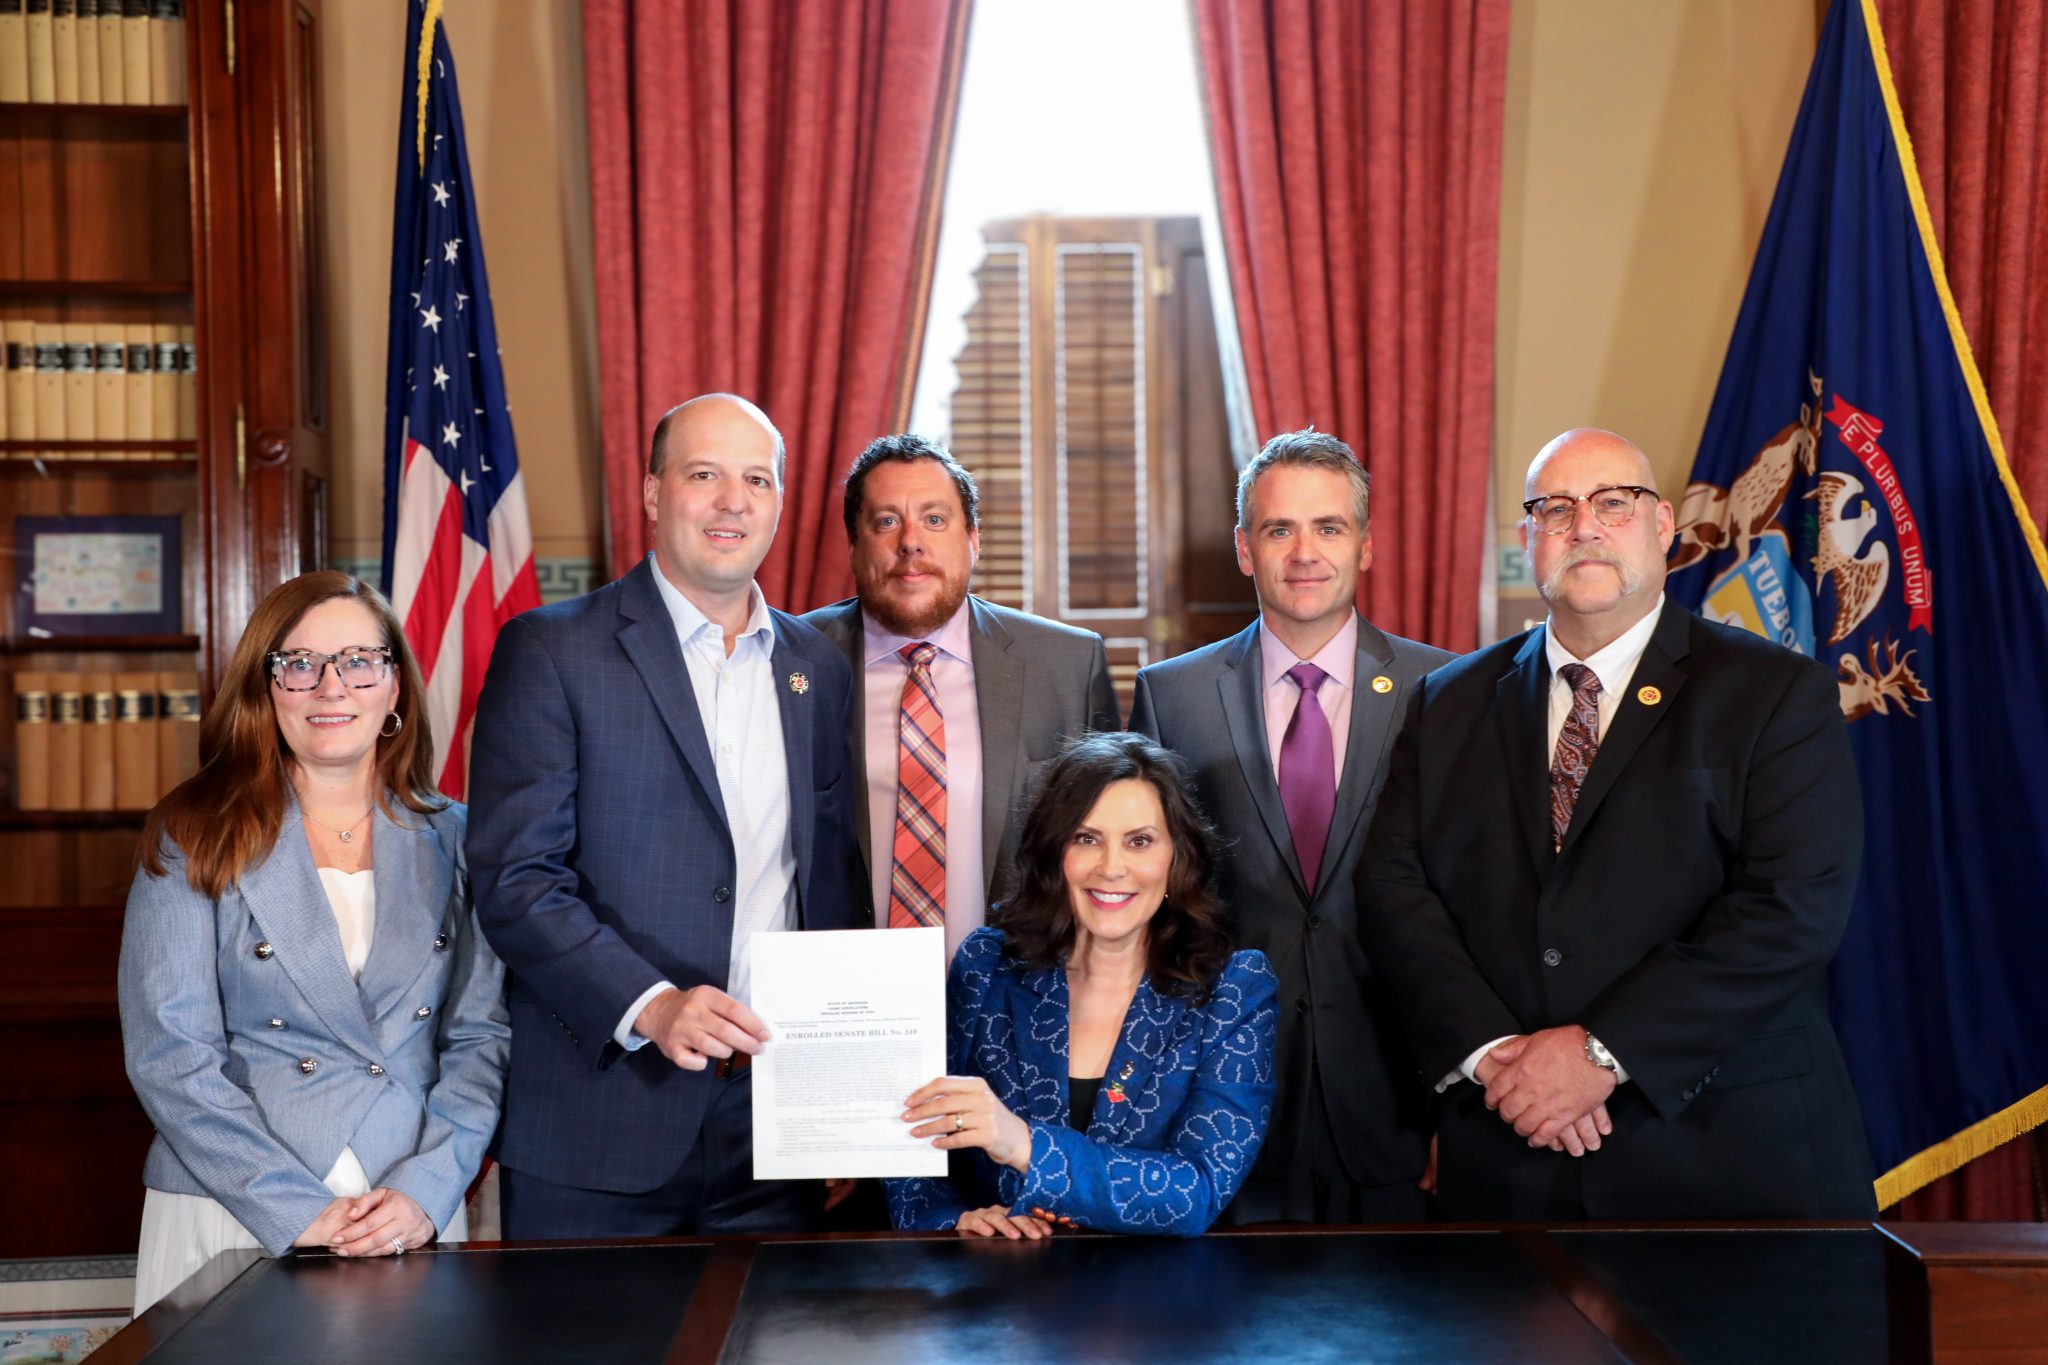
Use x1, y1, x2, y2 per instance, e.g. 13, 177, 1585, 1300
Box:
1669, 0, 2048, 1206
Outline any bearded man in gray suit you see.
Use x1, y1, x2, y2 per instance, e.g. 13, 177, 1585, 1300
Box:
1129, 429, 1450, 1223
804, 435, 1121, 958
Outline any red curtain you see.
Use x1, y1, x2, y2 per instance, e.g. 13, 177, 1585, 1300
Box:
1192, 0, 1510, 652
583, 0, 970, 607
1874, 0, 2048, 1223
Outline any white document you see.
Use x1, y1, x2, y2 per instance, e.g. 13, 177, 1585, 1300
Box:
749, 927, 947, 1180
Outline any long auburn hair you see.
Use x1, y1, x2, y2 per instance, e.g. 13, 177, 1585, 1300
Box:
140, 571, 444, 897
994, 731, 1233, 1000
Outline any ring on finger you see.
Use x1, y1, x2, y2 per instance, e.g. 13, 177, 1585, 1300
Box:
953, 1112, 966, 1132
390, 1237, 406, 1256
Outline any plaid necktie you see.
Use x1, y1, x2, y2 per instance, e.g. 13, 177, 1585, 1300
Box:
889, 642, 947, 928
1550, 662, 1603, 852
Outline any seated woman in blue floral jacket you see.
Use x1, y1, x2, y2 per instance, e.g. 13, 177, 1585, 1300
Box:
888, 731, 1277, 1238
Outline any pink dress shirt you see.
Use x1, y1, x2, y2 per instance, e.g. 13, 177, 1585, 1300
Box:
863, 599, 986, 960
1259, 613, 1359, 785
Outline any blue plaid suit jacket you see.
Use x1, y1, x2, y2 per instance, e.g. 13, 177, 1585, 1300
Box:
467, 558, 865, 1193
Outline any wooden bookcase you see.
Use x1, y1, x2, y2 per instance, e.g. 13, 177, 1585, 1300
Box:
0, 0, 328, 1258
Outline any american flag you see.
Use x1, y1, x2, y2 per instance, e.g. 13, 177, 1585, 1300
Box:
379, 0, 540, 800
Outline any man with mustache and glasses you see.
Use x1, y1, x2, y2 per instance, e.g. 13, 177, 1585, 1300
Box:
1359, 427, 1875, 1220
1130, 428, 1451, 1225
804, 434, 1121, 961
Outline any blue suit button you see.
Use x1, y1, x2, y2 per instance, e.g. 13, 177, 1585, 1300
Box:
298, 1057, 317, 1076
713, 886, 732, 903
433, 933, 450, 951
267, 1018, 285, 1030
415, 1006, 432, 1020
1542, 948, 1563, 967
254, 941, 275, 960
367, 1063, 386, 1077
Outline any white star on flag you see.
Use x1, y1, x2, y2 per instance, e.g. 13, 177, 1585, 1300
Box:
431, 181, 450, 206
432, 365, 450, 389
444, 239, 462, 264
420, 305, 442, 332
441, 421, 461, 447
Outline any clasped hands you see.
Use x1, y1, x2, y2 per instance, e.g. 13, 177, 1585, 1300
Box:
296, 1188, 434, 1257
1478, 1025, 1615, 1157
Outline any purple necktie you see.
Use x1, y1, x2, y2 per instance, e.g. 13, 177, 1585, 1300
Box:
1279, 663, 1336, 892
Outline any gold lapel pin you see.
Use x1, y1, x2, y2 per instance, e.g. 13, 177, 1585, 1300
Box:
1637, 685, 1662, 706
788, 672, 810, 695
1371, 675, 1394, 694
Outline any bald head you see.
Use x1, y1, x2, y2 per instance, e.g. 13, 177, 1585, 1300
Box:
648, 393, 785, 483
1525, 427, 1655, 501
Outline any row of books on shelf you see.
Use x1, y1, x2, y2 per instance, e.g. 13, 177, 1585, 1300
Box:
11, 668, 198, 810
2, 318, 195, 456
0, 0, 186, 107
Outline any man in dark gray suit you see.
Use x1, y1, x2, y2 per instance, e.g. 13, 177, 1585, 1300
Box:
804, 435, 1120, 956
1129, 429, 1450, 1223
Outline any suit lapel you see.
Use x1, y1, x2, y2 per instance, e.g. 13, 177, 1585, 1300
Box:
238, 804, 378, 1056
1217, 623, 1307, 895
1496, 628, 1555, 873
771, 617, 818, 919
1091, 976, 1182, 1144
811, 602, 869, 876
1314, 615, 1401, 897
358, 805, 444, 1023
615, 560, 729, 836
1557, 602, 1692, 862
968, 599, 1024, 899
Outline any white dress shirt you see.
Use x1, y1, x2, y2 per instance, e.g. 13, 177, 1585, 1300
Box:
862, 599, 985, 960
1440, 596, 1667, 1092
1259, 613, 1358, 784
616, 558, 797, 1050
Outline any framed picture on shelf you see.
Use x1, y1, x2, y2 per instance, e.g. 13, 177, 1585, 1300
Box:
13, 515, 184, 639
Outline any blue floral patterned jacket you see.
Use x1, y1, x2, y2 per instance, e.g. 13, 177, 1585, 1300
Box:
886, 926, 1278, 1236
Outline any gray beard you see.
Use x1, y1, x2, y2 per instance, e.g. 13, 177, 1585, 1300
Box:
1541, 547, 1642, 603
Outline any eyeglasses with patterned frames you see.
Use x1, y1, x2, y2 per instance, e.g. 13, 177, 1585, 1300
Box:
1520, 485, 1659, 536
266, 646, 394, 691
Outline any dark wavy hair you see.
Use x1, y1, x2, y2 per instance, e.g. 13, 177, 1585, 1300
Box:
994, 731, 1233, 1000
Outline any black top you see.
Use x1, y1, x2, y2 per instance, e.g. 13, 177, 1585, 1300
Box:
1068, 1075, 1103, 1132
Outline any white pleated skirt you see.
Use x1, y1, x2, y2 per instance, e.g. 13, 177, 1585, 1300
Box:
131, 1147, 468, 1314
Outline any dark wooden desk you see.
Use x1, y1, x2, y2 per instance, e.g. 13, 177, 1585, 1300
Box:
90, 1223, 2045, 1363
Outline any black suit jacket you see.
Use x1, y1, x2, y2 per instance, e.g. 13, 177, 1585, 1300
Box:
1129, 615, 1451, 1188
1358, 600, 1876, 1220
802, 595, 1121, 909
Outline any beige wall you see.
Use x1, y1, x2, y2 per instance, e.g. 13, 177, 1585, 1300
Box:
321, 0, 602, 571
1494, 0, 1818, 632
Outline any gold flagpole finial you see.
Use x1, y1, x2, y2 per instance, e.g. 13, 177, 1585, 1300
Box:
416, 0, 445, 174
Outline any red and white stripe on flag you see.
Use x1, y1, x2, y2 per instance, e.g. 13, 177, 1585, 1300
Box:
388, 428, 540, 799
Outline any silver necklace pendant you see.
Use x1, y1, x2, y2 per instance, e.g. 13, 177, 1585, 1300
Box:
339, 830, 353, 843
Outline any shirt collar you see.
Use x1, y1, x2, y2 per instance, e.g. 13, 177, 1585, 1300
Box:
862, 595, 974, 668
647, 553, 774, 650
1259, 612, 1359, 692
1544, 593, 1666, 694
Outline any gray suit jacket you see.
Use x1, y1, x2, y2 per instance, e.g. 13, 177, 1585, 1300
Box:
802, 595, 1121, 908
119, 799, 509, 1255
1129, 614, 1451, 1188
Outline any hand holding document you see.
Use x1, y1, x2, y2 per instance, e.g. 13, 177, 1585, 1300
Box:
750, 927, 947, 1180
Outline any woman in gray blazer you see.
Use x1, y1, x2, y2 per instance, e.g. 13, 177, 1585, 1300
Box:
119, 571, 508, 1312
